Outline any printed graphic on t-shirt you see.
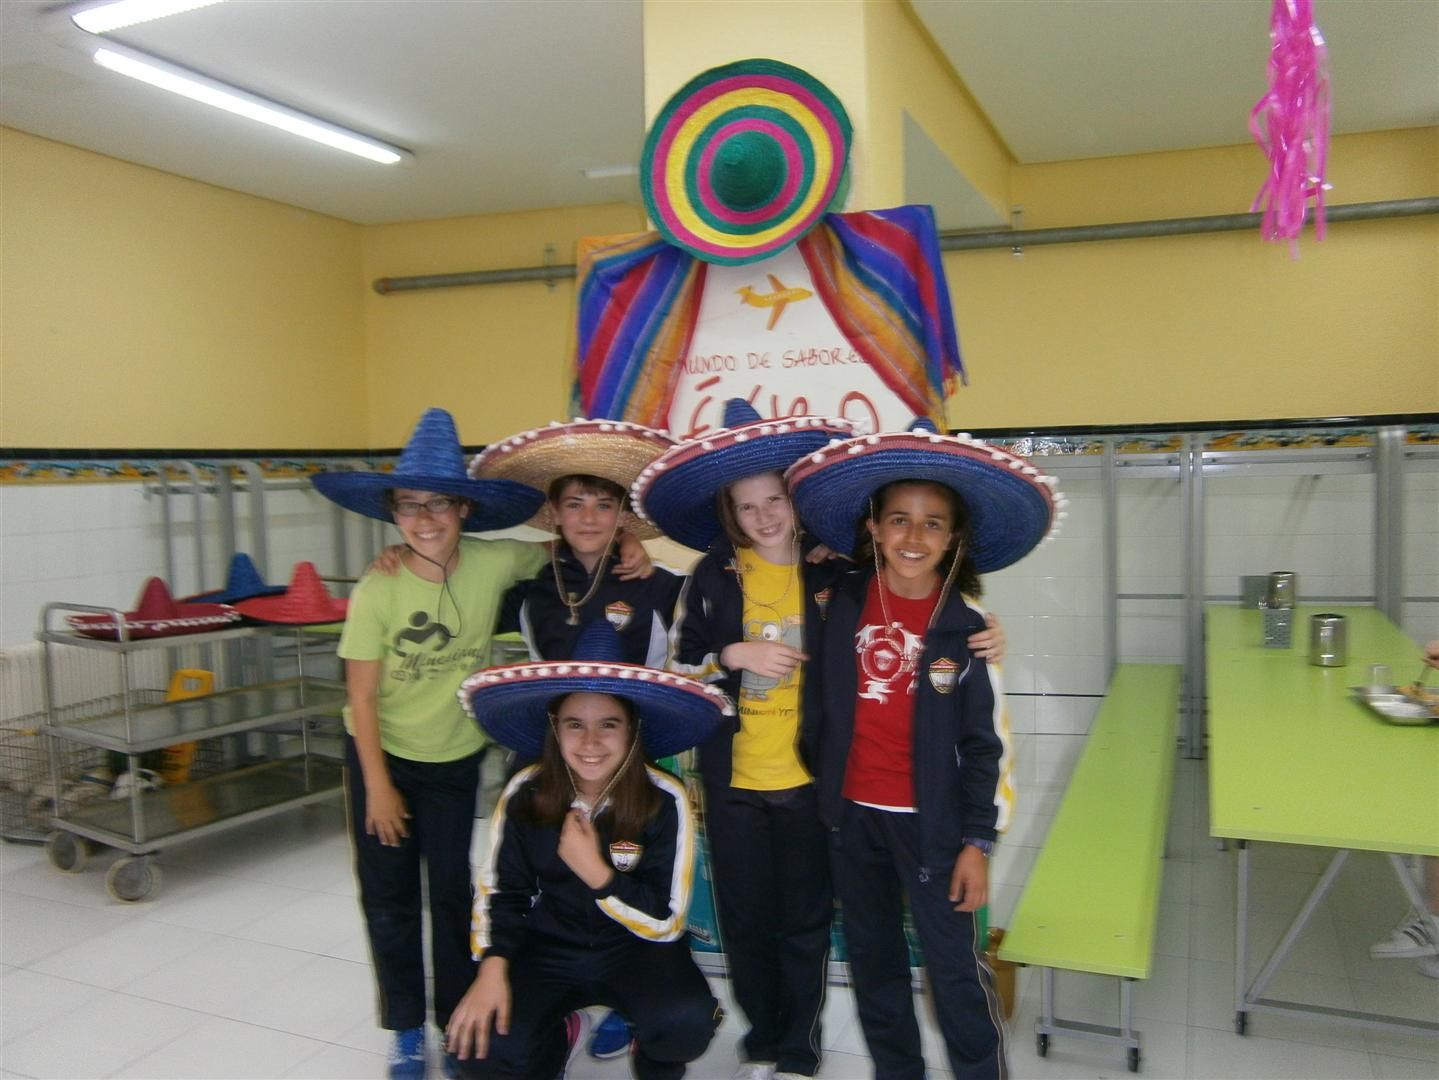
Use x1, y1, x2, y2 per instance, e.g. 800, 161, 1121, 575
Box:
389, 611, 484, 683
855, 620, 924, 702
740, 612, 804, 701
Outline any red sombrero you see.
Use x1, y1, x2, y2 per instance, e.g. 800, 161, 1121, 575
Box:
234, 562, 348, 626
67, 577, 240, 641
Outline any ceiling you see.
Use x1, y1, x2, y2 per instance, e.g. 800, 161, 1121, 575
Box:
0, 0, 1434, 227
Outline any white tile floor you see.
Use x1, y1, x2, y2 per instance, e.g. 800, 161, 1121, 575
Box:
2, 756, 1436, 1079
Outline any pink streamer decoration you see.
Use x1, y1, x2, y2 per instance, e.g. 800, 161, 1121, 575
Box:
1249, 0, 1331, 250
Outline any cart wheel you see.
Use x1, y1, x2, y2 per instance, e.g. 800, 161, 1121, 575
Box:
1233, 1011, 1248, 1036
1036, 1033, 1049, 1057
1128, 1046, 1140, 1072
105, 856, 161, 902
45, 831, 88, 873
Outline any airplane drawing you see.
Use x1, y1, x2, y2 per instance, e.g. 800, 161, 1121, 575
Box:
736, 274, 814, 330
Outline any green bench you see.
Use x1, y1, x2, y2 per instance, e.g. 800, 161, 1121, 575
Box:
999, 663, 1181, 1073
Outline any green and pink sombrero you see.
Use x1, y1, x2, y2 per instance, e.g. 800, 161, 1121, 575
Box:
642, 58, 852, 266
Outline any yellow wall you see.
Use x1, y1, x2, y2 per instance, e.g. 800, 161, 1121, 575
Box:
360, 203, 645, 447
948, 127, 1439, 428
864, 0, 1011, 216
0, 127, 367, 449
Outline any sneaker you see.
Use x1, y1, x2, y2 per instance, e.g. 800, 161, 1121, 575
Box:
735, 1065, 776, 1080
1370, 909, 1439, 959
559, 1010, 593, 1079
388, 1027, 426, 1080
588, 1009, 634, 1059
775, 1073, 812, 1079
1420, 956, 1439, 980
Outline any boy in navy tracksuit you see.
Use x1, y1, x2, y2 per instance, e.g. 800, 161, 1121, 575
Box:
789, 419, 1060, 1080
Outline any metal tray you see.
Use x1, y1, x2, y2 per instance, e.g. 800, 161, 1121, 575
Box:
1350, 687, 1439, 726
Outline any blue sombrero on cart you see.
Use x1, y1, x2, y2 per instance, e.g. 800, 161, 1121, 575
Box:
630, 398, 855, 552
460, 620, 733, 760
785, 419, 1066, 573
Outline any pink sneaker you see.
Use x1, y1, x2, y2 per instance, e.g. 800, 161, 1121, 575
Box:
559, 1010, 593, 1078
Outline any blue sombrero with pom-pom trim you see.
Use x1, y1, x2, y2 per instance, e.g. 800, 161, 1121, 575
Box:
630, 398, 855, 552
311, 408, 544, 534
460, 620, 733, 759
785, 419, 1064, 573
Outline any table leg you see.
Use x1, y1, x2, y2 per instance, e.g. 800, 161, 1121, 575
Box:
1235, 840, 1249, 1034
1248, 849, 1349, 1004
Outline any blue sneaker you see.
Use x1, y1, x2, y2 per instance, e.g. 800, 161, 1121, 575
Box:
388, 1026, 426, 1080
587, 1009, 634, 1060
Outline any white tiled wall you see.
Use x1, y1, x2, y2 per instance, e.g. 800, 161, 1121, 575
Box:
0, 482, 359, 650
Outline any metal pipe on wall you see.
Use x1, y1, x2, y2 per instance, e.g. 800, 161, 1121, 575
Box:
371, 198, 1439, 294
1374, 426, 1407, 622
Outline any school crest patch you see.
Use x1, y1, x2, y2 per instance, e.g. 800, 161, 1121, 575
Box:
609, 840, 643, 872
605, 601, 634, 630
928, 657, 959, 695
813, 587, 831, 618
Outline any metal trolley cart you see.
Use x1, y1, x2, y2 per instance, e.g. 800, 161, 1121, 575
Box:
36, 604, 347, 901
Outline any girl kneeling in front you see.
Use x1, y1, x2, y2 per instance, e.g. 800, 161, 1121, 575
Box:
449, 620, 728, 1079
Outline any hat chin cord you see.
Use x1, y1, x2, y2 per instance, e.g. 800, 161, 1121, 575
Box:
554, 715, 643, 819
403, 540, 463, 637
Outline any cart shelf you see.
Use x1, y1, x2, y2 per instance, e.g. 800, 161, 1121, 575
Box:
46, 679, 345, 755
56, 754, 343, 851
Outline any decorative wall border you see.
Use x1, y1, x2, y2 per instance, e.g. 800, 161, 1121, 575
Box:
1, 426, 1434, 483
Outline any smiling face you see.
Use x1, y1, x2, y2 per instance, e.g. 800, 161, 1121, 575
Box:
867, 481, 959, 598
390, 487, 467, 563
552, 692, 636, 798
550, 477, 627, 570
726, 472, 797, 560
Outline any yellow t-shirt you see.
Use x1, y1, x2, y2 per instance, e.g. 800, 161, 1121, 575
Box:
730, 548, 810, 790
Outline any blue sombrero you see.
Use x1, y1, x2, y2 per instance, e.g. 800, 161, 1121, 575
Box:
630, 398, 855, 552
184, 553, 286, 604
785, 419, 1064, 573
460, 620, 733, 759
311, 408, 544, 533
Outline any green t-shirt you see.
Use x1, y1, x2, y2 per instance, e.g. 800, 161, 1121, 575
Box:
339, 536, 547, 762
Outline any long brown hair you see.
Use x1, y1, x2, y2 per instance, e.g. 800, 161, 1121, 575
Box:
522, 692, 662, 843
854, 479, 982, 599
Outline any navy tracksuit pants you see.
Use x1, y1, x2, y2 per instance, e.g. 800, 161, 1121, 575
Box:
450, 938, 720, 1080
706, 783, 832, 1076
345, 735, 481, 1032
830, 801, 1008, 1080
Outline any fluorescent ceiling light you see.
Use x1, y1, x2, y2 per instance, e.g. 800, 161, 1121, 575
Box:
72, 0, 224, 35
91, 44, 410, 165
583, 164, 638, 180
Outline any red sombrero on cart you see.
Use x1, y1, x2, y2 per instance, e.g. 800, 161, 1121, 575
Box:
67, 577, 240, 641
469, 418, 675, 540
234, 562, 348, 626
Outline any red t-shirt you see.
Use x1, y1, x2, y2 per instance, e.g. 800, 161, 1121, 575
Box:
842, 577, 940, 810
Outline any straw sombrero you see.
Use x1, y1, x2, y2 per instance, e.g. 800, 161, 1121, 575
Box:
311, 408, 544, 534
461, 620, 732, 759
68, 578, 240, 640
641, 58, 852, 266
184, 553, 285, 604
786, 419, 1066, 573
469, 419, 675, 539
234, 562, 349, 626
630, 398, 855, 552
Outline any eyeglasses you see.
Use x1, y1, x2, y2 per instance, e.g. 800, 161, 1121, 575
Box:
393, 496, 462, 517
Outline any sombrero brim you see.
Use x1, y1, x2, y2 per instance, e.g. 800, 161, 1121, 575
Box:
67, 605, 241, 641
233, 595, 348, 626
632, 418, 848, 552
310, 471, 544, 534
641, 58, 852, 265
786, 434, 1059, 573
460, 662, 733, 760
184, 583, 287, 604
470, 421, 674, 539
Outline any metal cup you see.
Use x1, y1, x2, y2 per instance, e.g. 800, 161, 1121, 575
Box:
1309, 613, 1347, 667
1265, 571, 1298, 609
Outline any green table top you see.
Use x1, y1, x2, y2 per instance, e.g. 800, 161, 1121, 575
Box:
1001, 665, 1181, 978
1206, 605, 1438, 856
